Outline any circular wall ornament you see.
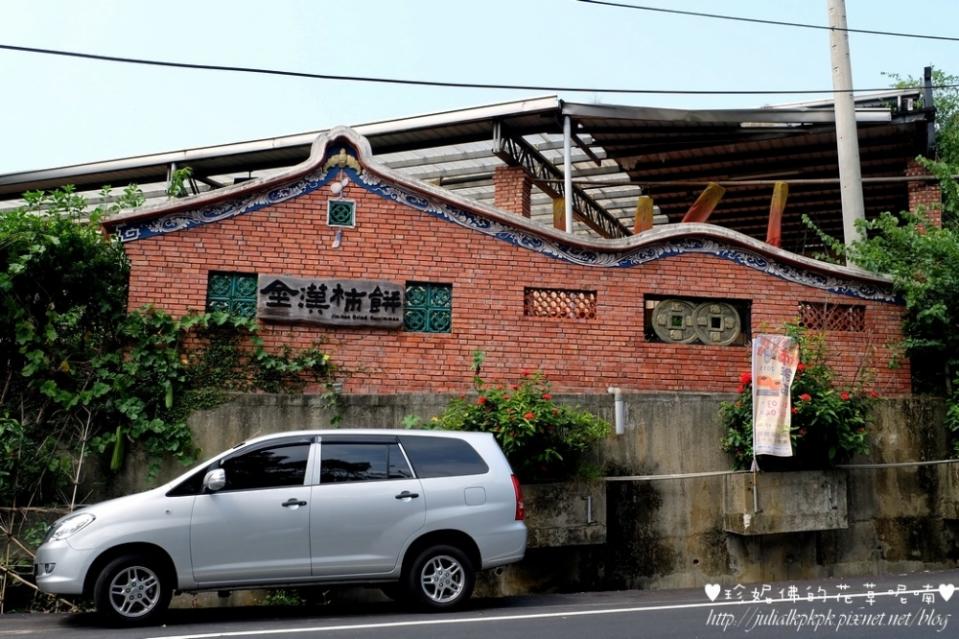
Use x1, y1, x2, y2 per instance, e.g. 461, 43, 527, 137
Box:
693, 302, 742, 346
651, 299, 698, 344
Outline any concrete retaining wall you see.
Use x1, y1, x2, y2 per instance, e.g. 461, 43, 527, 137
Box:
112, 392, 958, 597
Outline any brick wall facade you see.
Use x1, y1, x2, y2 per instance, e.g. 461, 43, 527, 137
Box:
493, 165, 532, 218
117, 140, 911, 397
906, 159, 943, 228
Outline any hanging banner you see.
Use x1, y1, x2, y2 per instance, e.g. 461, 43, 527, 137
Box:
751, 334, 800, 460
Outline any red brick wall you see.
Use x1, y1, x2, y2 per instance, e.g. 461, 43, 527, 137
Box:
123, 183, 911, 396
493, 165, 532, 218
906, 159, 943, 228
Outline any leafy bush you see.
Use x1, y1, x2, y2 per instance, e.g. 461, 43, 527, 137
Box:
838, 209, 959, 457
406, 353, 609, 481
0, 187, 340, 508
721, 330, 878, 470
0, 185, 343, 613
802, 69, 959, 454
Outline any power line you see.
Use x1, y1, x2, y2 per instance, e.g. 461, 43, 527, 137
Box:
1, 42, 956, 95
577, 0, 959, 42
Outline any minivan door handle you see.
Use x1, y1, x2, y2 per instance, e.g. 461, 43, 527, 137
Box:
395, 491, 419, 500
281, 498, 308, 508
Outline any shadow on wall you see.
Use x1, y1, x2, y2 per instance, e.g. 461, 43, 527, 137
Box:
604, 469, 675, 589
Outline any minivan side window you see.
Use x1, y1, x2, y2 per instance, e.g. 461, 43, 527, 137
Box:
220, 443, 309, 491
320, 443, 413, 483
399, 436, 489, 478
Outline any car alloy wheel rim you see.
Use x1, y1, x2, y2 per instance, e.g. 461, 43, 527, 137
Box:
420, 554, 465, 603
108, 565, 161, 618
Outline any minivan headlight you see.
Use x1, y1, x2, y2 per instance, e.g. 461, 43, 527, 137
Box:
45, 513, 96, 542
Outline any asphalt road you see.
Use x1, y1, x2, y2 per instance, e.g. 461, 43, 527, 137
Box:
4, 569, 958, 639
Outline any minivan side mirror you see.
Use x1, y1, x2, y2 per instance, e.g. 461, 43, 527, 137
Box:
203, 469, 226, 492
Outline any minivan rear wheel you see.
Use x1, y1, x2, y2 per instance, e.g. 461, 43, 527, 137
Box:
404, 544, 474, 610
93, 554, 171, 626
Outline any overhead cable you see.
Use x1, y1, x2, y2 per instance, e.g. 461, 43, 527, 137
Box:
0, 43, 956, 95
577, 0, 959, 42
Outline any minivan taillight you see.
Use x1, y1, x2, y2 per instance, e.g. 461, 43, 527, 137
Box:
511, 474, 525, 521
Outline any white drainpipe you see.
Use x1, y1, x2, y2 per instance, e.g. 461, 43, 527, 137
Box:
607, 387, 626, 435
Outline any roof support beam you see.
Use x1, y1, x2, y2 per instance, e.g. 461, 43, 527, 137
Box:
194, 175, 225, 189
492, 122, 630, 238
570, 130, 603, 166
766, 182, 789, 247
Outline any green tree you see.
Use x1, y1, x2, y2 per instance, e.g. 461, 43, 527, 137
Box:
885, 68, 959, 225
846, 211, 959, 450
834, 67, 959, 451
1, 185, 341, 611
1, 187, 135, 507
0, 187, 339, 509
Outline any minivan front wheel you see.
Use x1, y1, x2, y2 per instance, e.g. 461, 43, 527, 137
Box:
405, 545, 474, 610
93, 554, 171, 625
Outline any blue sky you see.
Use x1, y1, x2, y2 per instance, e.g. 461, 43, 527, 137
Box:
1, 0, 956, 174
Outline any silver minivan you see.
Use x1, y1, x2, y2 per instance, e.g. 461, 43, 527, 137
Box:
36, 430, 527, 625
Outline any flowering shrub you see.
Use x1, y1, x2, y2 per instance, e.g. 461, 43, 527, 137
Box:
406, 358, 609, 481
720, 331, 878, 470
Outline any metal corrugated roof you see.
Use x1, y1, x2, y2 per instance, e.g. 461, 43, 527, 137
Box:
0, 90, 934, 252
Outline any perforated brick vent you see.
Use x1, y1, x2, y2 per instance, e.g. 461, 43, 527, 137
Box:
799, 302, 865, 332
524, 288, 597, 319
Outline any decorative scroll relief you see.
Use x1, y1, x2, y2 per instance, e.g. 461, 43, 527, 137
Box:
114, 143, 897, 303
257, 275, 404, 328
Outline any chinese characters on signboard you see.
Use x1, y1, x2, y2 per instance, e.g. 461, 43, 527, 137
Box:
751, 334, 800, 463
256, 275, 404, 328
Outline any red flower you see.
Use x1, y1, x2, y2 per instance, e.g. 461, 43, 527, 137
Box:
739, 372, 752, 385
542, 393, 552, 400
521, 369, 531, 377
791, 407, 799, 415
840, 391, 850, 401
869, 389, 880, 399
799, 393, 812, 402
523, 411, 535, 421
476, 396, 487, 406
796, 363, 806, 374
736, 384, 745, 394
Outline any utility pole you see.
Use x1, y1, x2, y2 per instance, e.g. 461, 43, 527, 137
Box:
563, 115, 574, 233
827, 0, 866, 259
